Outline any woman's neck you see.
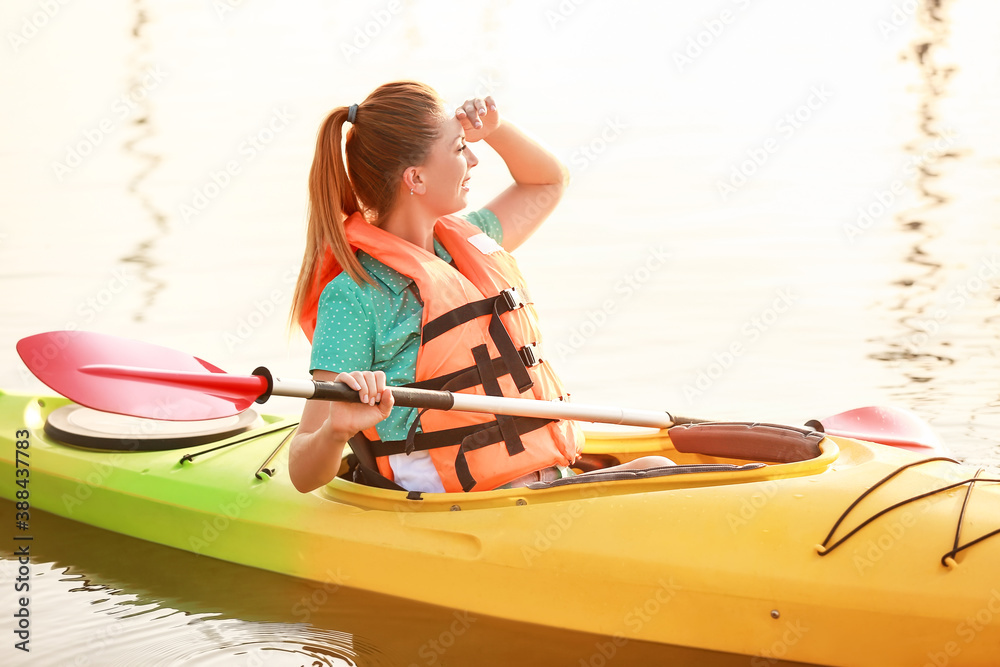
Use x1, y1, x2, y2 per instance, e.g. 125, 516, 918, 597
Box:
377, 204, 438, 252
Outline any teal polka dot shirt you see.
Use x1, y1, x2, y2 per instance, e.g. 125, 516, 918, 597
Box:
309, 209, 504, 477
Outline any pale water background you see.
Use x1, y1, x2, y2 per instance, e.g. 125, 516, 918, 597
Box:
1, 0, 1000, 664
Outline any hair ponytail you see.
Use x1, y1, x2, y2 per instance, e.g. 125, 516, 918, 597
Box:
290, 81, 447, 334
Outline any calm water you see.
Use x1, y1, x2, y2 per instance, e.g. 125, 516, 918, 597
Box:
2, 0, 999, 664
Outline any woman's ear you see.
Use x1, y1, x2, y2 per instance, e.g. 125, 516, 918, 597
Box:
402, 166, 424, 195
403, 167, 420, 192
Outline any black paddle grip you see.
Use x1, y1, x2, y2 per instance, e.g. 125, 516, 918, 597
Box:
311, 381, 455, 411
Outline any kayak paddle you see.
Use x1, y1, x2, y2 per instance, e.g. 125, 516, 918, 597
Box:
16, 331, 944, 451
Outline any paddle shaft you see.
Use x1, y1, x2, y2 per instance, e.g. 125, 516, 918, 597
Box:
80, 363, 684, 429
270, 372, 684, 429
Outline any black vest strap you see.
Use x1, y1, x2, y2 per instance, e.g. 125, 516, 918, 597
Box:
405, 344, 542, 392
368, 416, 552, 458
453, 415, 551, 491
422, 298, 495, 343
472, 344, 525, 457
488, 298, 533, 393
420, 287, 534, 393
351, 462, 407, 491
406, 354, 507, 392
421, 287, 530, 342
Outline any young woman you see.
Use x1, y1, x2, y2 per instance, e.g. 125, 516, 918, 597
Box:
288, 81, 667, 494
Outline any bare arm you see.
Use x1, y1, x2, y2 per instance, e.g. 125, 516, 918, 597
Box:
287, 369, 393, 493
457, 97, 569, 251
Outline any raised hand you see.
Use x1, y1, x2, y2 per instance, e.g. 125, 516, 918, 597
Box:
455, 96, 500, 143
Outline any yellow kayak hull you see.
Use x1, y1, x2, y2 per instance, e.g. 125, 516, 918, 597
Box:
2, 392, 998, 666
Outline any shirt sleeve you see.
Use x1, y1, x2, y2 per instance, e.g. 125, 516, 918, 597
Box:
309, 276, 376, 374
462, 208, 504, 246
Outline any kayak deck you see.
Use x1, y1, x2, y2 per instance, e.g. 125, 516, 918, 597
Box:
3, 391, 1000, 666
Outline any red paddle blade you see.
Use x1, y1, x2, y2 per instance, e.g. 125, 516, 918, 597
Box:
16, 331, 265, 421
815, 406, 947, 454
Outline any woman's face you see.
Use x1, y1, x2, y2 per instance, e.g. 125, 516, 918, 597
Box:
415, 114, 479, 215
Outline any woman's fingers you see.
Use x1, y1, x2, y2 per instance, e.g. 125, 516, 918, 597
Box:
334, 370, 381, 406
335, 371, 361, 392
323, 371, 394, 438
373, 370, 387, 396
456, 96, 499, 142
457, 99, 484, 129
377, 387, 394, 418
360, 371, 379, 405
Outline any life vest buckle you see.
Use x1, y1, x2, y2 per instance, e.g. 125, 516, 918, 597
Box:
499, 287, 527, 312
519, 343, 542, 368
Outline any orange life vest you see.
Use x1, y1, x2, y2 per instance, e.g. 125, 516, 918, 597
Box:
300, 212, 583, 492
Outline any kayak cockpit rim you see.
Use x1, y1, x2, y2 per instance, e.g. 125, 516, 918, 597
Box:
322, 432, 842, 513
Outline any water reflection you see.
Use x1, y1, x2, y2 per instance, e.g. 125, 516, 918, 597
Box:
868, 0, 1000, 468
871, 0, 956, 385
121, 0, 168, 323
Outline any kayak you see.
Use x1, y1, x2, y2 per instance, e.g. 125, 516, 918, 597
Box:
3, 390, 999, 666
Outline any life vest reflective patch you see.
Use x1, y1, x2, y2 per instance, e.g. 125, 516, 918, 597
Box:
467, 232, 504, 255
339, 213, 583, 492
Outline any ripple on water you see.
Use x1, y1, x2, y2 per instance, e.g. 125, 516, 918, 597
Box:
17, 564, 393, 667
103, 618, 366, 667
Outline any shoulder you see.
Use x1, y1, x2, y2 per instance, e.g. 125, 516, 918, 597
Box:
317, 250, 411, 307
315, 269, 382, 329
460, 208, 504, 246
318, 270, 367, 308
